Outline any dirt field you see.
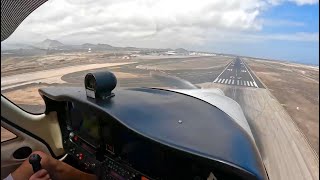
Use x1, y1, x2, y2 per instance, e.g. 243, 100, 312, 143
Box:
1, 52, 136, 77
1, 52, 318, 158
245, 58, 319, 154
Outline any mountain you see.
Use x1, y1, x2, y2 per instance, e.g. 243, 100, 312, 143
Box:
2, 40, 194, 56
1, 43, 34, 50
33, 39, 64, 49
96, 43, 114, 50
81, 43, 95, 48
79, 43, 115, 50
175, 48, 189, 53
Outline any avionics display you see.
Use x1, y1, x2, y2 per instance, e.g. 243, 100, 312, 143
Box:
70, 104, 101, 148
79, 113, 100, 148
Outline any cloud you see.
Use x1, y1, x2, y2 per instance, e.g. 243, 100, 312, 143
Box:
289, 0, 319, 5
4, 0, 263, 44
261, 19, 305, 27
239, 32, 319, 42
266, 0, 319, 5
198, 31, 318, 45
259, 32, 319, 41
2, 0, 318, 49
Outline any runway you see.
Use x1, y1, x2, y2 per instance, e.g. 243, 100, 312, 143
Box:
213, 57, 264, 88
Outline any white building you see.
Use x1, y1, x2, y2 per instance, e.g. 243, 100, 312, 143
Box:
166, 51, 176, 55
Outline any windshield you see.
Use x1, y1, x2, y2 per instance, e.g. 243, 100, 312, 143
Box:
1, 0, 319, 173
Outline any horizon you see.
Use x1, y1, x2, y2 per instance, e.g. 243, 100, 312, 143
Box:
2, 38, 319, 66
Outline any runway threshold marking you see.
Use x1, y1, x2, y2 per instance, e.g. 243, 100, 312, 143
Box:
213, 58, 260, 88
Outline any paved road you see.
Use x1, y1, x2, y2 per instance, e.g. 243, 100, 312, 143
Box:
1, 62, 135, 91
213, 57, 264, 88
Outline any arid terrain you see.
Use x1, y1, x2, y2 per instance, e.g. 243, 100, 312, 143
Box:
245, 58, 319, 154
1, 52, 319, 179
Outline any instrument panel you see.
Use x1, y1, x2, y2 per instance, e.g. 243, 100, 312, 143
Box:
63, 102, 155, 180
61, 101, 222, 180
40, 86, 268, 180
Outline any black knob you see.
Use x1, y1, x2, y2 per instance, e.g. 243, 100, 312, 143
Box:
29, 154, 42, 173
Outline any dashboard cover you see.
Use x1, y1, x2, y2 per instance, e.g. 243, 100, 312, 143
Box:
39, 87, 267, 179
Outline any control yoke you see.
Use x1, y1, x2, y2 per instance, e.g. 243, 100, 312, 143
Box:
29, 154, 42, 173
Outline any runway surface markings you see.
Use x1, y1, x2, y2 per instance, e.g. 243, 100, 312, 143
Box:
213, 57, 262, 88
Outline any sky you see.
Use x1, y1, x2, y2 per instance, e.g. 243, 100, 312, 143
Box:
2, 0, 319, 65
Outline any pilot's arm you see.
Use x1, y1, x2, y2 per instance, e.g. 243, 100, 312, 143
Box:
29, 169, 51, 180
6, 151, 96, 180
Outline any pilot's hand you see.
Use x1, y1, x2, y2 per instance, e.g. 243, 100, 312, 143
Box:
29, 169, 51, 180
